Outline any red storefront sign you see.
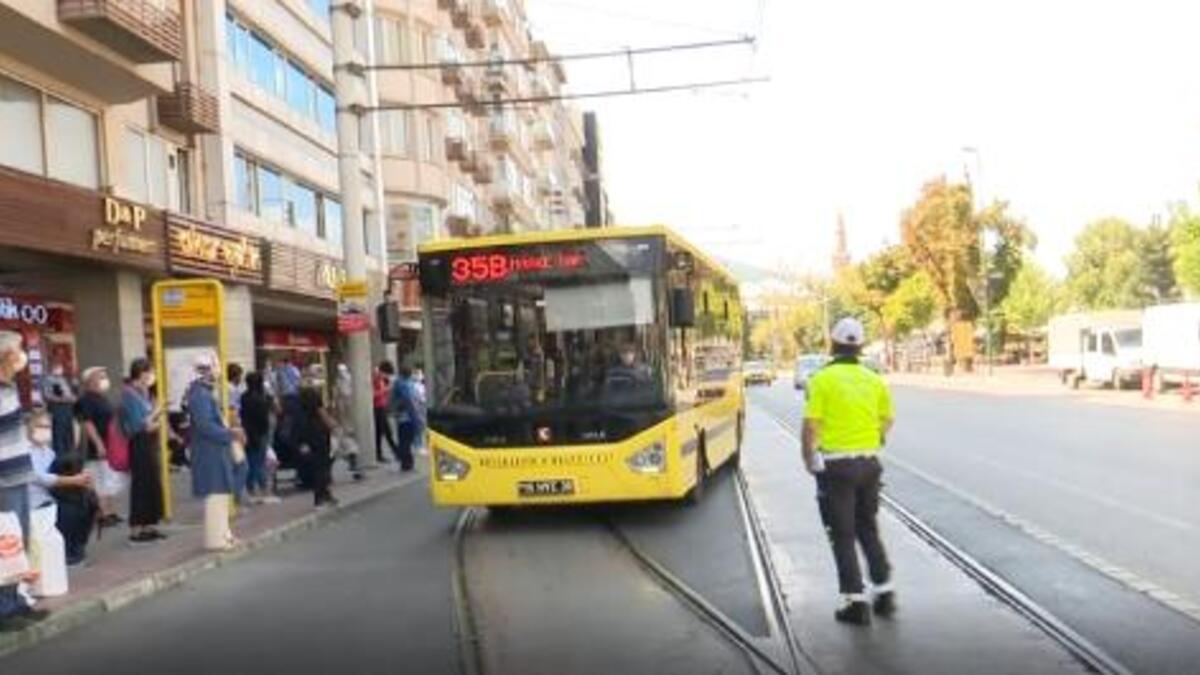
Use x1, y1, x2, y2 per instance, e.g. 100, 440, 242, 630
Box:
258, 329, 331, 352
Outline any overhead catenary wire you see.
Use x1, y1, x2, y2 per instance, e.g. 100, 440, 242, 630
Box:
355, 76, 769, 112
365, 36, 755, 72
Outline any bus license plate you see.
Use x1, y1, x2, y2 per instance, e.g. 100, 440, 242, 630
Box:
517, 479, 575, 498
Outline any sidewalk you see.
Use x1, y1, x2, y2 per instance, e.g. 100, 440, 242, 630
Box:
1, 457, 425, 658
888, 366, 1200, 413
741, 406, 1090, 675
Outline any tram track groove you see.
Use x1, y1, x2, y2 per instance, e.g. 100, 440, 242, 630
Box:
754, 400, 1136, 675
452, 508, 485, 675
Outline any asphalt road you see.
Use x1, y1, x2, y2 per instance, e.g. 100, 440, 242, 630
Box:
750, 380, 1200, 673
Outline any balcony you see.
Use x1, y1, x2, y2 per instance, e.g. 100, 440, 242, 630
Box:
450, 0, 473, 29
459, 150, 480, 172
445, 137, 469, 162
485, 64, 510, 96
58, 0, 183, 63
446, 212, 481, 238
481, 0, 507, 26
489, 114, 517, 152
473, 159, 494, 185
464, 21, 486, 49
533, 119, 556, 151
157, 82, 220, 134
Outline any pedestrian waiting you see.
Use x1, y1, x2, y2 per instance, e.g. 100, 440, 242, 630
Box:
0, 330, 47, 632
239, 372, 280, 505
41, 358, 76, 458
120, 358, 166, 544
76, 366, 125, 527
25, 409, 95, 567
25, 408, 85, 593
186, 355, 243, 551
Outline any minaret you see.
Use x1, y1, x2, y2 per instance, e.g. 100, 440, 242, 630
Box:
833, 213, 850, 271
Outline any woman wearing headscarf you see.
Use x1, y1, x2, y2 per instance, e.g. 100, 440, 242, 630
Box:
120, 358, 165, 544
185, 355, 244, 550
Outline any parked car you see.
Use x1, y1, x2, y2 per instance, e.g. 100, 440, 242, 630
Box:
1048, 311, 1144, 389
793, 354, 828, 389
743, 360, 775, 386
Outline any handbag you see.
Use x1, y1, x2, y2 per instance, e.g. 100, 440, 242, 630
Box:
0, 511, 31, 585
105, 418, 131, 472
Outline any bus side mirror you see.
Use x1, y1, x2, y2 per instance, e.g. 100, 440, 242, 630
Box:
670, 288, 695, 328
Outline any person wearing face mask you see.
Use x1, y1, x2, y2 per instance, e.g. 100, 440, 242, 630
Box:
186, 355, 244, 550
40, 359, 77, 459
0, 331, 49, 631
121, 358, 165, 544
76, 367, 124, 526
26, 408, 92, 574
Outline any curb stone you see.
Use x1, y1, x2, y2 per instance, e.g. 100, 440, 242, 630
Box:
0, 471, 423, 659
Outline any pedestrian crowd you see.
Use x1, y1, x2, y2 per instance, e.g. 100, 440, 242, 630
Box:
0, 329, 427, 633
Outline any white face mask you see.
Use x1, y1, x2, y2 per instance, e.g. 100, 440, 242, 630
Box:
97, 378, 111, 393
31, 429, 51, 445
144, 373, 156, 388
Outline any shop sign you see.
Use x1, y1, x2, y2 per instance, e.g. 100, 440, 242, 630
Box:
258, 329, 331, 351
337, 277, 370, 334
158, 284, 221, 329
91, 197, 158, 256
0, 297, 50, 326
316, 261, 347, 292
167, 217, 265, 284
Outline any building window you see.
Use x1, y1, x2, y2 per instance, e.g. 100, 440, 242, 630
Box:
307, 0, 330, 23
373, 16, 407, 64
363, 209, 375, 256
419, 114, 438, 162
316, 86, 336, 134
228, 11, 333, 132
234, 152, 254, 211
286, 60, 315, 118
287, 180, 318, 235
0, 75, 101, 190
322, 196, 343, 244
257, 164, 284, 222
122, 129, 148, 202
412, 203, 437, 244
173, 148, 192, 214
378, 109, 409, 156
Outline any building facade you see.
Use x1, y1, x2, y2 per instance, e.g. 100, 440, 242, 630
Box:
0, 0, 382, 394
0, 0, 594, 399
369, 0, 591, 266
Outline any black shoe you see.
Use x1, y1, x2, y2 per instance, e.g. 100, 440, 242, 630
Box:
834, 601, 872, 626
129, 532, 160, 544
18, 607, 50, 622
873, 591, 897, 617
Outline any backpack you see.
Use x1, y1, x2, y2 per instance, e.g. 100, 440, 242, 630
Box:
105, 417, 130, 472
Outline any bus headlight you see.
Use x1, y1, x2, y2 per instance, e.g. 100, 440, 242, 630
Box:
626, 442, 666, 474
435, 449, 471, 482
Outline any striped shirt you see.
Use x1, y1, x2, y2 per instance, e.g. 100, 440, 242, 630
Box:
0, 383, 32, 489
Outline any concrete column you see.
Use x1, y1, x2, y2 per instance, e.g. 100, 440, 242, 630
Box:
71, 269, 147, 377
195, 0, 234, 226
223, 284, 255, 371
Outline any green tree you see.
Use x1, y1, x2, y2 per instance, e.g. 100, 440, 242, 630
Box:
1168, 204, 1200, 297
881, 272, 937, 338
899, 178, 1033, 322
1000, 261, 1062, 331
1065, 218, 1178, 309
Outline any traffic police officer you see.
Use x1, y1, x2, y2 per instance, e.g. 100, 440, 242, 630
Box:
802, 317, 895, 625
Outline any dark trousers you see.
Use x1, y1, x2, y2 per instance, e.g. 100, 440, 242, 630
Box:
50, 403, 75, 458
815, 456, 891, 595
57, 496, 95, 564
374, 407, 396, 461
394, 422, 415, 471
310, 450, 334, 505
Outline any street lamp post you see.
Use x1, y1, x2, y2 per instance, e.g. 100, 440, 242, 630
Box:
331, 1, 377, 466
962, 146, 993, 377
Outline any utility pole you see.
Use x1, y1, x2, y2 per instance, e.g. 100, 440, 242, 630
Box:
963, 146, 993, 376
332, 1, 377, 466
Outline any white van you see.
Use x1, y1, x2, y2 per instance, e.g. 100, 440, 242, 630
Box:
1048, 311, 1144, 389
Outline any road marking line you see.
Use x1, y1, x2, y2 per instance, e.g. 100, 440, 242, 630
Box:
751, 399, 1200, 627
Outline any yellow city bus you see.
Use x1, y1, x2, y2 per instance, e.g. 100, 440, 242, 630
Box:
417, 225, 745, 507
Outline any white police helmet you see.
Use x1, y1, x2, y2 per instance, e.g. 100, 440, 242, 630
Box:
831, 317, 866, 346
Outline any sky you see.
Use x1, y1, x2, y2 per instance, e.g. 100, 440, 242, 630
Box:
526, 0, 1200, 278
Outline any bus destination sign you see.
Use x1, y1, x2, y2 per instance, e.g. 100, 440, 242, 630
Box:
449, 250, 587, 284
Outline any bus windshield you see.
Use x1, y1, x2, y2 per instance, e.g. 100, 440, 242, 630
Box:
423, 239, 669, 447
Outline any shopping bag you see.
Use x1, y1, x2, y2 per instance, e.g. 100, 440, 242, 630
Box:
0, 511, 30, 585
28, 505, 67, 597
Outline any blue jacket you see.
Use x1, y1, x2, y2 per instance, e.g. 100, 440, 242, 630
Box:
186, 380, 235, 498
390, 378, 419, 428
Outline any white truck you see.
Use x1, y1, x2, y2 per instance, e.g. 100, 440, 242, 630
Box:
1047, 311, 1144, 389
1142, 302, 1200, 389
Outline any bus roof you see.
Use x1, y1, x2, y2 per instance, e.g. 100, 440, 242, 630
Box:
416, 225, 736, 286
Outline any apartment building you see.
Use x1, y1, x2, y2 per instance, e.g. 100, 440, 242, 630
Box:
0, 0, 382, 398
370, 0, 591, 264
